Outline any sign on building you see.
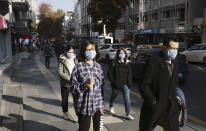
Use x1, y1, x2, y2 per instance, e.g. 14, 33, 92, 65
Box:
160, 27, 193, 33
0, 16, 8, 30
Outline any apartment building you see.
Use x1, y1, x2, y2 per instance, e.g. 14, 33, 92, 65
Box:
27, 0, 36, 23
73, 1, 82, 37
0, 0, 36, 62
79, 0, 92, 38
131, 0, 206, 45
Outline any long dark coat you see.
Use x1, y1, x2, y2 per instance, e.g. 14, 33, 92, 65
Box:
139, 55, 179, 131
107, 60, 133, 89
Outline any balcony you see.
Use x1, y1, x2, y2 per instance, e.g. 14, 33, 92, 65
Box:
18, 11, 32, 20
0, 0, 10, 16
14, 21, 29, 32
12, 0, 29, 11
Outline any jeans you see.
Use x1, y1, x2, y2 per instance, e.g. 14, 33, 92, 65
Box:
61, 86, 69, 113
110, 84, 131, 116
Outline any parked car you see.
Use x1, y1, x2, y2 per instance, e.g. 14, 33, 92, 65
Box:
181, 43, 206, 65
99, 44, 131, 62
130, 49, 189, 85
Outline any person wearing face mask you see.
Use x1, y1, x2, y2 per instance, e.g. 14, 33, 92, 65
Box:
139, 37, 180, 131
70, 41, 104, 131
107, 48, 134, 120
58, 45, 77, 120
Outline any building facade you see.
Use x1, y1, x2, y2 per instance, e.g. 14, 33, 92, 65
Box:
64, 11, 74, 35
80, 0, 91, 38
27, 0, 36, 23
0, 0, 36, 63
73, 1, 82, 38
131, 0, 206, 45
0, 0, 14, 63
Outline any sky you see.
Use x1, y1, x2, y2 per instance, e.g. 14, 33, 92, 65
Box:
36, 0, 76, 13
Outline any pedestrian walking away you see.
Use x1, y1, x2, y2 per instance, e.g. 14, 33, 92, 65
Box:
70, 41, 104, 131
139, 37, 180, 131
43, 43, 53, 69
107, 48, 134, 120
58, 45, 77, 120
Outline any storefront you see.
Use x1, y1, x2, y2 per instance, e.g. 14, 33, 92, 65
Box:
135, 29, 160, 45
134, 27, 201, 48
0, 16, 10, 62
160, 27, 201, 48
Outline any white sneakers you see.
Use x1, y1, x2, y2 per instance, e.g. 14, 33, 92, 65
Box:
63, 112, 69, 120
126, 114, 134, 120
110, 107, 116, 114
110, 107, 134, 120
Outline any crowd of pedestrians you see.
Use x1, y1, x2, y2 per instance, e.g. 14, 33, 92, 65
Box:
38, 38, 185, 131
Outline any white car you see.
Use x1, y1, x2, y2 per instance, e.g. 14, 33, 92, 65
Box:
181, 43, 206, 65
99, 44, 131, 60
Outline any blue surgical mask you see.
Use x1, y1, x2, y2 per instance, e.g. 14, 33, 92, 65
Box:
119, 54, 125, 59
85, 50, 96, 60
67, 53, 75, 59
168, 49, 177, 60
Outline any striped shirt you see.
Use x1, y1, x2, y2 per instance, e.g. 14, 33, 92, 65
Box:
70, 61, 104, 116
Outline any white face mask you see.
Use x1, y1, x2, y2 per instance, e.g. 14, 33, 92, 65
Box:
67, 53, 75, 59
85, 50, 96, 60
119, 54, 125, 59
168, 49, 177, 60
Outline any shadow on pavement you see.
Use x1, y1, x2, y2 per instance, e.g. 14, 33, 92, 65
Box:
23, 104, 76, 123
28, 96, 62, 107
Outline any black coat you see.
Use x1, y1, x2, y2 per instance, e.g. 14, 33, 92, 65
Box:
139, 55, 179, 131
107, 60, 133, 89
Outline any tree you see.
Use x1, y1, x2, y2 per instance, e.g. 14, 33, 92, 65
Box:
38, 2, 52, 20
56, 9, 65, 19
88, 0, 131, 38
37, 3, 64, 41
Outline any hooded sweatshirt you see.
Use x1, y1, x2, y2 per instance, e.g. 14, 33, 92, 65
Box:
58, 54, 76, 87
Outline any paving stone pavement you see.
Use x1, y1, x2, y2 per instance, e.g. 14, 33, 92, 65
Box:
13, 54, 78, 131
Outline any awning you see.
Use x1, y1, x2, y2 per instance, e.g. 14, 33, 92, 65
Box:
0, 16, 8, 30
20, 33, 32, 39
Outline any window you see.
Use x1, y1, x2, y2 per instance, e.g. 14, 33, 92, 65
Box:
135, 15, 139, 23
136, 0, 139, 5
200, 45, 206, 50
143, 0, 148, 3
189, 45, 200, 51
102, 45, 110, 49
142, 14, 148, 22
112, 45, 129, 49
151, 12, 158, 20
163, 10, 171, 19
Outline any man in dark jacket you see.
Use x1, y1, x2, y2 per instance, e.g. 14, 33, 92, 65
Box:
139, 38, 180, 131
43, 43, 53, 69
